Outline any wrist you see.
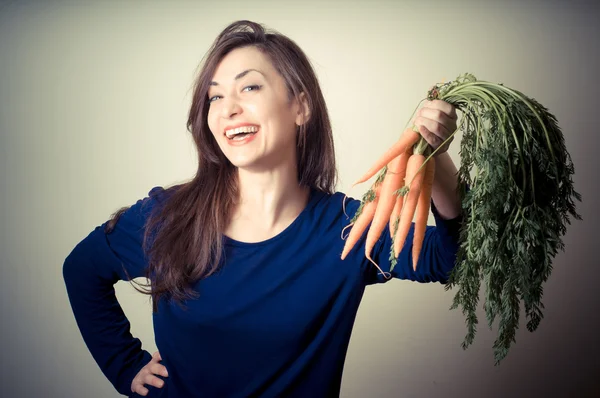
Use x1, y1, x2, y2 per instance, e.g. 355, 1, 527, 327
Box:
431, 153, 462, 220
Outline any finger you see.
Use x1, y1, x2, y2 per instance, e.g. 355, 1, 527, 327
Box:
152, 351, 162, 361
414, 115, 451, 142
423, 99, 457, 120
133, 385, 149, 396
418, 107, 456, 134
421, 101, 457, 123
417, 125, 444, 149
423, 99, 456, 117
143, 374, 165, 389
150, 362, 169, 377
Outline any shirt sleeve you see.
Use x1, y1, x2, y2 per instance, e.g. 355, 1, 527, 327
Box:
62, 186, 165, 396
363, 199, 464, 286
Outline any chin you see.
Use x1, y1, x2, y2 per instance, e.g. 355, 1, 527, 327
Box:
231, 155, 285, 173
226, 155, 262, 170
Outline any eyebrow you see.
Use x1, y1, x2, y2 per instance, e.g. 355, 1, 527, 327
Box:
209, 69, 265, 86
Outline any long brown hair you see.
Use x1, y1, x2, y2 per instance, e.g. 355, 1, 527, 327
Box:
106, 20, 337, 311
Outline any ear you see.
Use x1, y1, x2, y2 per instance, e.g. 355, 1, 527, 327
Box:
294, 92, 310, 126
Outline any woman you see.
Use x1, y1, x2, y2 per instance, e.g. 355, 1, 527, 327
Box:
63, 20, 462, 397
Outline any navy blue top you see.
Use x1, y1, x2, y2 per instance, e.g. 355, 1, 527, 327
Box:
63, 186, 462, 397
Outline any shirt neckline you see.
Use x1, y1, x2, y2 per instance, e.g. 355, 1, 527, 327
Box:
223, 188, 325, 248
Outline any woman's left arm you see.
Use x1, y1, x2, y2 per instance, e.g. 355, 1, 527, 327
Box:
413, 99, 462, 220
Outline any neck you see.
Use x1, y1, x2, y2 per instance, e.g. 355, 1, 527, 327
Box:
228, 161, 310, 240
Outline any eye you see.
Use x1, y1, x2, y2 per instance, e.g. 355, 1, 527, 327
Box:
208, 95, 221, 103
243, 84, 262, 92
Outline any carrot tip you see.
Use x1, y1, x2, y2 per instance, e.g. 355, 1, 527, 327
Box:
366, 253, 391, 280
341, 222, 354, 240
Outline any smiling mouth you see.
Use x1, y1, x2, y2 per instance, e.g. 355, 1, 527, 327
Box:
224, 126, 259, 140
228, 131, 257, 141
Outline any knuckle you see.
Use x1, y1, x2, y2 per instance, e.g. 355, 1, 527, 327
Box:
148, 375, 164, 388
146, 373, 158, 382
425, 131, 436, 144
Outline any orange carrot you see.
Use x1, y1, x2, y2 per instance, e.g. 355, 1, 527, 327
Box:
390, 197, 404, 238
411, 157, 436, 271
340, 196, 379, 260
393, 153, 426, 257
352, 127, 420, 186
364, 154, 405, 259
388, 148, 413, 237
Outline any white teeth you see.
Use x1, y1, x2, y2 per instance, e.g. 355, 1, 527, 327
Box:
225, 126, 258, 139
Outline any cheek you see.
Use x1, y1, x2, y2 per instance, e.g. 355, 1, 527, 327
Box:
245, 103, 260, 119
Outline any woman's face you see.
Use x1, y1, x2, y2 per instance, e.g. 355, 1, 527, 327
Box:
207, 46, 305, 172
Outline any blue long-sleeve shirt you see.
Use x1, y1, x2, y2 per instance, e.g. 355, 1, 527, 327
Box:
63, 186, 462, 397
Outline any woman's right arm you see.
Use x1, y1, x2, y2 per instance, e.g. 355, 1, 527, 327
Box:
62, 187, 163, 396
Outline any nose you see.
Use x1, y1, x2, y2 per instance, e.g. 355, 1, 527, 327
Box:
221, 95, 242, 119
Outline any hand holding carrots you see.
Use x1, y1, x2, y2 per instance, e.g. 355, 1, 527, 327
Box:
341, 96, 458, 274
412, 99, 458, 155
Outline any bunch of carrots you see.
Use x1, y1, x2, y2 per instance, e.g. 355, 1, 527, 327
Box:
339, 74, 582, 366
340, 122, 439, 275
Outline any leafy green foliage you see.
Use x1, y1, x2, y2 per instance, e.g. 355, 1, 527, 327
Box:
433, 74, 582, 365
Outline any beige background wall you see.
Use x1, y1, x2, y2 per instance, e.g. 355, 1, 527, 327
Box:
1, 0, 598, 397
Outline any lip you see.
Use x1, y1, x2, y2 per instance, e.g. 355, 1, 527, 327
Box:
223, 123, 260, 136
226, 129, 259, 146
